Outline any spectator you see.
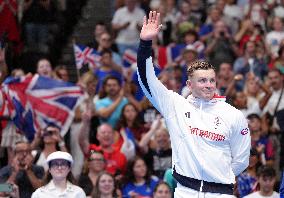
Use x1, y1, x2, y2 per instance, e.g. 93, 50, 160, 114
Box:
153, 181, 172, 198
36, 58, 53, 78
79, 114, 127, 176
54, 65, 69, 82
139, 118, 172, 179
115, 103, 146, 146
265, 16, 284, 59
216, 62, 234, 95
122, 156, 159, 198
31, 151, 86, 197
234, 41, 268, 85
270, 45, 284, 74
243, 165, 279, 198
78, 150, 106, 197
205, 19, 238, 70
95, 75, 139, 128
112, 0, 145, 55
248, 114, 274, 166
96, 32, 122, 66
31, 125, 68, 172
0, 141, 44, 198
94, 50, 123, 93
237, 148, 260, 198
91, 171, 122, 198
88, 21, 107, 50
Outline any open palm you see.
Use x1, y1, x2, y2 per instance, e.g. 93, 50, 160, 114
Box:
140, 11, 162, 41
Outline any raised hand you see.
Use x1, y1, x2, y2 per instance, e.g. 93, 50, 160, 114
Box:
140, 11, 162, 41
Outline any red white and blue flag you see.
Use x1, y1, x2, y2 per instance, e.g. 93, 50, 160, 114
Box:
73, 44, 101, 69
156, 44, 186, 69
122, 49, 137, 67
1, 74, 85, 141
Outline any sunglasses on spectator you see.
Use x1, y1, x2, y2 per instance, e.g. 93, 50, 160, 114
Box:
49, 160, 70, 169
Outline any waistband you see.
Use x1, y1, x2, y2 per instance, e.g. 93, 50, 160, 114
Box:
173, 167, 234, 195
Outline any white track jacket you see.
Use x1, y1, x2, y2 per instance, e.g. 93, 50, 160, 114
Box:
137, 40, 251, 185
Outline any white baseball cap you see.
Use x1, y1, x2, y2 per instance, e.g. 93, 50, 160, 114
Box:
46, 151, 73, 166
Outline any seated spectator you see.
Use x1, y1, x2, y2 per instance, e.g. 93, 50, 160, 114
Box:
31, 125, 68, 172
78, 150, 106, 197
237, 148, 261, 198
153, 181, 172, 198
91, 171, 122, 198
0, 141, 44, 198
31, 151, 86, 197
79, 114, 127, 176
216, 62, 234, 96
243, 165, 279, 198
122, 156, 159, 198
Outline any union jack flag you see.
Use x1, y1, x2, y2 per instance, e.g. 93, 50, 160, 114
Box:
73, 44, 101, 69
122, 49, 137, 67
1, 74, 85, 141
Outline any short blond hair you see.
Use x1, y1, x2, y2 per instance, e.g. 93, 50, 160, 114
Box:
187, 60, 216, 77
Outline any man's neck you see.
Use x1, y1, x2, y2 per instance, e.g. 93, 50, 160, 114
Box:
259, 190, 274, 197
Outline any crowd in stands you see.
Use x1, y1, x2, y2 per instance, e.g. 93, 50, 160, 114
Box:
0, 0, 284, 197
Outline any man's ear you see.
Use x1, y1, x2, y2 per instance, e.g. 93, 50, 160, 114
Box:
186, 79, 191, 88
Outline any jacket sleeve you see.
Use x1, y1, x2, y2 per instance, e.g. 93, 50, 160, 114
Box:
229, 111, 251, 176
137, 39, 175, 118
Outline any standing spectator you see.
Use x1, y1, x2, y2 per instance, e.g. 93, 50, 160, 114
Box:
122, 156, 159, 198
54, 65, 69, 82
205, 19, 238, 70
0, 141, 44, 198
96, 32, 122, 66
270, 45, 284, 74
31, 125, 68, 172
265, 16, 284, 59
31, 151, 86, 197
36, 58, 53, 78
94, 50, 123, 93
243, 166, 279, 198
79, 114, 127, 176
112, 0, 145, 55
216, 62, 234, 95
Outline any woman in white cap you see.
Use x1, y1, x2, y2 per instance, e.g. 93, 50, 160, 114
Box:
31, 151, 86, 198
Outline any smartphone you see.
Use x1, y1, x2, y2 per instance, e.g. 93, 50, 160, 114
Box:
0, 183, 13, 193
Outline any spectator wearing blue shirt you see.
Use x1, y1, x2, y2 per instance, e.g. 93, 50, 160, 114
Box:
122, 156, 159, 198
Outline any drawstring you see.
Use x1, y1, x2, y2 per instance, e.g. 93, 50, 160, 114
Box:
199, 101, 203, 120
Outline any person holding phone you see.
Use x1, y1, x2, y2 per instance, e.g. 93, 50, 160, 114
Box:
0, 183, 20, 198
0, 141, 45, 198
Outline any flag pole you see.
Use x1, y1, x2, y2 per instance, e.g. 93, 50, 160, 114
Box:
72, 38, 81, 81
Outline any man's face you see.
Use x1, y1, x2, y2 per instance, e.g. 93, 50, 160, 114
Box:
187, 69, 216, 100
96, 124, 114, 147
100, 53, 112, 66
105, 79, 121, 97
15, 143, 31, 164
218, 63, 232, 78
259, 176, 275, 195
268, 71, 283, 91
